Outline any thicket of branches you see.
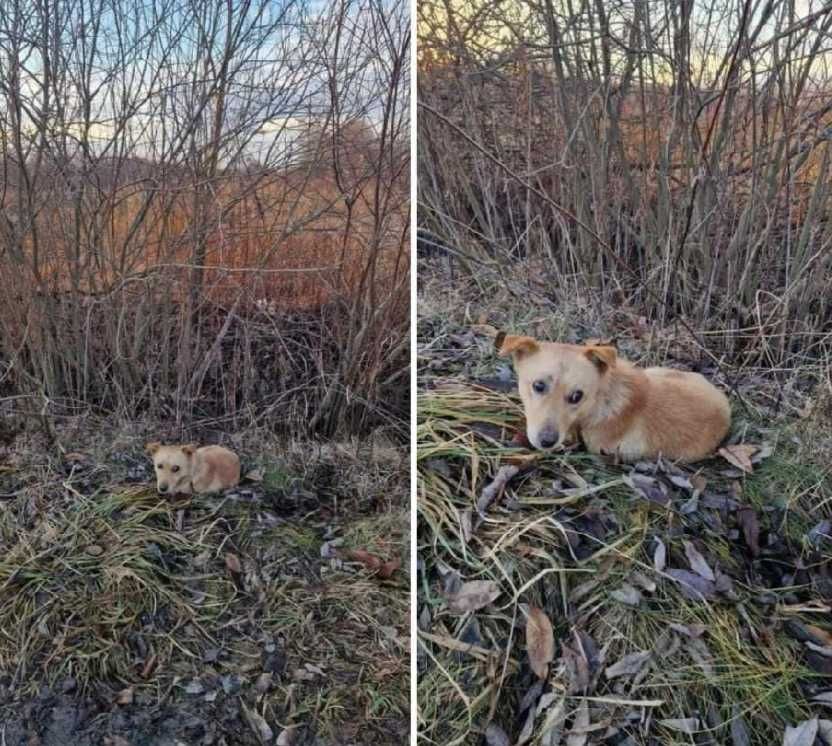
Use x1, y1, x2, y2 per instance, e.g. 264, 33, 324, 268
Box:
418, 0, 832, 377
0, 0, 410, 438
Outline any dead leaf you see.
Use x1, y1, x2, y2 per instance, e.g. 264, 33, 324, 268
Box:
730, 705, 751, 746
276, 727, 298, 746
669, 474, 694, 490
341, 549, 399, 578
85, 544, 104, 557
719, 445, 758, 474
245, 468, 264, 482
476, 464, 520, 517
666, 569, 716, 600
626, 473, 670, 507
737, 507, 760, 557
653, 538, 667, 572
691, 473, 708, 492
484, 723, 511, 746
683, 540, 715, 581
631, 571, 657, 593
526, 606, 555, 679
660, 718, 701, 734
783, 718, 818, 746
343, 548, 383, 570
806, 625, 832, 647
115, 687, 133, 705
241, 703, 273, 744
604, 650, 651, 679
611, 584, 642, 606
566, 700, 590, 746
812, 692, 832, 707
444, 580, 501, 614
377, 558, 401, 579
225, 552, 243, 574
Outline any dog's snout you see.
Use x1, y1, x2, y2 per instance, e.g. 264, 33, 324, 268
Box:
158, 483, 169, 493
538, 429, 559, 449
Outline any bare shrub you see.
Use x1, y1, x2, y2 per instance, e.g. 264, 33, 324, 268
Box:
418, 0, 832, 379
0, 0, 410, 437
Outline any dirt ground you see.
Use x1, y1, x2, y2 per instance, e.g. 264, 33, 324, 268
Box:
0, 418, 409, 745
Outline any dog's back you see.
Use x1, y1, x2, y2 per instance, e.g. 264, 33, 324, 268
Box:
194, 445, 240, 493
638, 368, 731, 461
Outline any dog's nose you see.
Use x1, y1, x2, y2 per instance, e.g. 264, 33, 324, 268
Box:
158, 484, 169, 493
538, 430, 559, 449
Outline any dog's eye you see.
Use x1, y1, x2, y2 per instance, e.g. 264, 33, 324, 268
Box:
172, 465, 180, 473
567, 390, 583, 405
532, 380, 547, 394
156, 464, 163, 470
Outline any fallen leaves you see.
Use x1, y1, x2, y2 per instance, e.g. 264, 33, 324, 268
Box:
783, 718, 818, 746
242, 702, 274, 744
224, 552, 243, 574
719, 443, 770, 473
444, 579, 501, 614
484, 722, 511, 746
341, 549, 401, 579
660, 717, 701, 734
625, 473, 670, 507
605, 650, 651, 679
665, 569, 716, 601
737, 506, 761, 556
525, 606, 555, 679
683, 540, 715, 581
476, 464, 521, 517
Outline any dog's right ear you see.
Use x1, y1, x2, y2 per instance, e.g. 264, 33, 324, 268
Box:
584, 345, 617, 372
144, 441, 161, 456
496, 333, 539, 359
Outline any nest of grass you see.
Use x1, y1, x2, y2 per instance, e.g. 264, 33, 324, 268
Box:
417, 381, 832, 746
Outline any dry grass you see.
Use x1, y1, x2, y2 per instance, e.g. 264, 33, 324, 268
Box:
416, 271, 832, 745
0, 425, 409, 743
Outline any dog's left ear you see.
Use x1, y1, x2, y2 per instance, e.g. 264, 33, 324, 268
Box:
144, 441, 161, 456
182, 444, 198, 457
496, 333, 539, 359
585, 345, 617, 372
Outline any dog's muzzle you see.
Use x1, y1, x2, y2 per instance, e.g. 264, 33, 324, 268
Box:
536, 427, 559, 450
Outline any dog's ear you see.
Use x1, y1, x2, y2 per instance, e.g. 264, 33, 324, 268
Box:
144, 441, 161, 456
497, 333, 539, 359
181, 444, 198, 457
584, 345, 617, 372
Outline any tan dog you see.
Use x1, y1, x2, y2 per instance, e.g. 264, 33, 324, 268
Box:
498, 335, 731, 462
145, 442, 240, 495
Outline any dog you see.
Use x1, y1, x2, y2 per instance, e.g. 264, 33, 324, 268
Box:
144, 442, 240, 495
498, 334, 731, 462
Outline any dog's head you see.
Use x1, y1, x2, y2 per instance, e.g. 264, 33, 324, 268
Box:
498, 334, 617, 450
144, 442, 197, 495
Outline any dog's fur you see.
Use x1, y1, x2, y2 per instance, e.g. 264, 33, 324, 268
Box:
499, 335, 731, 462
145, 442, 240, 495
